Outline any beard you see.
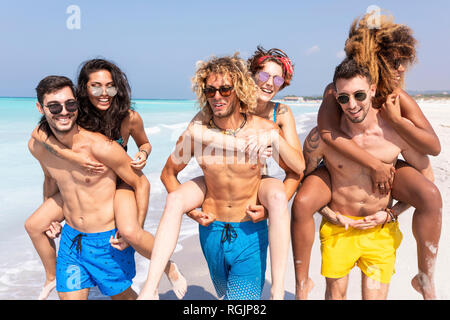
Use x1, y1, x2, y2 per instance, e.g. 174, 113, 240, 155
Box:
212, 101, 236, 119
345, 106, 369, 123
47, 115, 77, 135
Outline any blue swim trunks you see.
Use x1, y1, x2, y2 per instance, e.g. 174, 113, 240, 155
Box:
56, 223, 136, 297
199, 220, 269, 300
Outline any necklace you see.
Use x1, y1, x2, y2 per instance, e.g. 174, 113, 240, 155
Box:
209, 113, 247, 136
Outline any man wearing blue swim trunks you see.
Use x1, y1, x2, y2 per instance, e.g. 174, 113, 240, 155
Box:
29, 76, 150, 299
139, 55, 290, 300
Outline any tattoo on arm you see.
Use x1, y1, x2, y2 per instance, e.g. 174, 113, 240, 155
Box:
42, 142, 64, 159
303, 127, 322, 175
276, 105, 289, 116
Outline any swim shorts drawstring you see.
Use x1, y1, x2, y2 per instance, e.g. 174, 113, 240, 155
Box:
221, 223, 237, 243
70, 233, 85, 254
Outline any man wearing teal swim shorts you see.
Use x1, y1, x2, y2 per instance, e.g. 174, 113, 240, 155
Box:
138, 54, 290, 300
28, 75, 150, 299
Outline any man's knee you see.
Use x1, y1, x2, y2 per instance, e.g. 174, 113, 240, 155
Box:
325, 284, 346, 300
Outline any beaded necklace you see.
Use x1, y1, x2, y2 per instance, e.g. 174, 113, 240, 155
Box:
209, 113, 247, 136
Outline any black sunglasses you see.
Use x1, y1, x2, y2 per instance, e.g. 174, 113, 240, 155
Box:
43, 99, 79, 115
203, 86, 234, 98
393, 58, 407, 70
336, 91, 368, 104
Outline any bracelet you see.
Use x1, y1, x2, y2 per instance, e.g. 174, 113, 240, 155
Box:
139, 149, 149, 159
386, 208, 398, 222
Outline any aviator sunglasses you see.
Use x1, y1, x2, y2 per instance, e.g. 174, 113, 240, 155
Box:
336, 91, 368, 104
203, 86, 234, 98
256, 71, 285, 87
89, 85, 118, 97
43, 99, 79, 114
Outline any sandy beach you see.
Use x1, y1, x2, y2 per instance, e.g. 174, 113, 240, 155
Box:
132, 101, 450, 300
33, 101, 449, 301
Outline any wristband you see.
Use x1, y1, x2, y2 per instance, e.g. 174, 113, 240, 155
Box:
386, 208, 398, 222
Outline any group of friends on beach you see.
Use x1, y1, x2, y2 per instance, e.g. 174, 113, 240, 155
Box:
25, 12, 442, 300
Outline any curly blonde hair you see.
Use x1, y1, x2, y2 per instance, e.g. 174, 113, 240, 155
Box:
344, 12, 417, 106
192, 53, 258, 115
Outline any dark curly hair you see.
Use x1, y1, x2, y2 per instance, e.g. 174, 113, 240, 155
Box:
344, 12, 417, 106
76, 58, 132, 140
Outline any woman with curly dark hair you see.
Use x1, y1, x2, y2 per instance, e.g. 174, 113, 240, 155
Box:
291, 13, 442, 300
25, 59, 187, 300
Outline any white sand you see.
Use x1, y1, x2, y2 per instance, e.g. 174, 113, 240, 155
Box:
132, 101, 450, 300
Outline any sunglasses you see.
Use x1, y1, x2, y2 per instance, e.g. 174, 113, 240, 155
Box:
89, 85, 118, 97
393, 58, 407, 70
203, 86, 234, 98
336, 91, 368, 104
43, 99, 79, 115
256, 71, 285, 87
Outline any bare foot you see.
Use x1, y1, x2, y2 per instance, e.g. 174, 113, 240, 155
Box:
137, 289, 159, 300
411, 274, 436, 300
167, 261, 187, 299
270, 290, 285, 300
38, 279, 56, 300
295, 278, 314, 300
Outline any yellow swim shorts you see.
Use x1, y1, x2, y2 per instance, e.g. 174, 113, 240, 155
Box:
320, 215, 403, 284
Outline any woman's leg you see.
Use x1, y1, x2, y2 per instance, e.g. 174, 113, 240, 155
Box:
291, 166, 332, 300
138, 177, 206, 300
391, 161, 442, 300
24, 193, 64, 300
114, 183, 188, 299
257, 177, 290, 300
114, 185, 155, 259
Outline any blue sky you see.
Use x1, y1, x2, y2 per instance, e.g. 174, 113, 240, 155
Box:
1, 0, 449, 99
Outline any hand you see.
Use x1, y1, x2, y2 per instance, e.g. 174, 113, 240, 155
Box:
131, 150, 147, 170
187, 210, 216, 227
351, 210, 390, 230
380, 93, 402, 124
370, 161, 395, 195
246, 204, 268, 223
73, 153, 106, 174
109, 231, 131, 251
244, 131, 274, 161
333, 212, 361, 230
45, 221, 62, 239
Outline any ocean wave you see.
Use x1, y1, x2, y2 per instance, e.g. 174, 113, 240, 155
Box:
145, 126, 161, 135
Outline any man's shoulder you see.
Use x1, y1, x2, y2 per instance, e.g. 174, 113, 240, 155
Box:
79, 130, 117, 157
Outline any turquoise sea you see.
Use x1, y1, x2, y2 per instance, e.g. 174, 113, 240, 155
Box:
0, 97, 319, 299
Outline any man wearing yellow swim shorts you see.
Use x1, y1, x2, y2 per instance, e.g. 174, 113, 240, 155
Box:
301, 59, 433, 299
